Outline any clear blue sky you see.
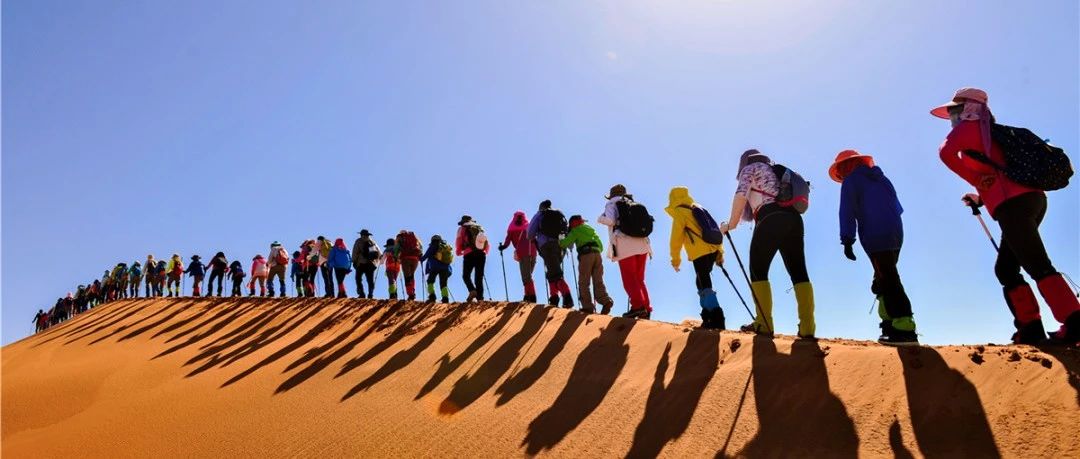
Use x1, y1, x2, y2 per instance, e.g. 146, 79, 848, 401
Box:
3, 1, 1077, 345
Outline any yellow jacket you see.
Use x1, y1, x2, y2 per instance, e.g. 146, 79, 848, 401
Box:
665, 187, 723, 270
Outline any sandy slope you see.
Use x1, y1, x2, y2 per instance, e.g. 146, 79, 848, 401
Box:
2, 298, 1078, 458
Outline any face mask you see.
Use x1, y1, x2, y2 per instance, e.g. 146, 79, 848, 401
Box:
949, 112, 961, 128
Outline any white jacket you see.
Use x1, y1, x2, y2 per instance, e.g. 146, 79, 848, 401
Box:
597, 197, 652, 262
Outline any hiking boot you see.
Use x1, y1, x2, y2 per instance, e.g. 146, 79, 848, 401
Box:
337, 291, 347, 299
580, 306, 596, 314
323, 292, 334, 299
879, 330, 920, 347
600, 302, 613, 315
523, 294, 537, 303
622, 308, 651, 320
426, 294, 437, 303
739, 322, 774, 338
389, 292, 398, 300
797, 333, 817, 342
441, 297, 450, 304
547, 295, 560, 306
1012, 319, 1048, 345
562, 295, 574, 309
407, 294, 416, 301
700, 308, 725, 330
466, 290, 477, 302
1049, 311, 1080, 345
279, 291, 286, 298
367, 293, 374, 300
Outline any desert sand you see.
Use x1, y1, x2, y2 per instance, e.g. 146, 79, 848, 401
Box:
3, 298, 1078, 458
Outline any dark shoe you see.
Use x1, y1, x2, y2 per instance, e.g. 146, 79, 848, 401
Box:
466, 290, 477, 302
600, 303, 613, 315
407, 294, 416, 301
1048, 311, 1080, 345
739, 322, 774, 338
337, 292, 347, 299
700, 308, 725, 330
323, 293, 334, 299
622, 308, 650, 320
580, 307, 596, 314
389, 292, 398, 300
879, 330, 920, 347
523, 294, 537, 303
1012, 319, 1048, 345
367, 293, 374, 300
441, 297, 450, 304
426, 294, 436, 303
562, 295, 574, 309
279, 291, 286, 298
547, 295, 560, 306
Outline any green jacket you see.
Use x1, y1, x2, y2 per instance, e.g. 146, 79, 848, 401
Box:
559, 223, 604, 254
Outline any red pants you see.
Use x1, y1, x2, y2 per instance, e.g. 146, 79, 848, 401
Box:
618, 254, 650, 311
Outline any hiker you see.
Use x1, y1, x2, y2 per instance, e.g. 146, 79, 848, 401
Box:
249, 254, 269, 297
327, 238, 352, 298
267, 242, 289, 297
302, 240, 320, 297
559, 215, 613, 314
91, 279, 103, 306
316, 236, 334, 298
933, 87, 1079, 344
396, 230, 423, 301
144, 255, 157, 297
185, 255, 206, 297
112, 263, 129, 300
154, 260, 167, 297
829, 150, 917, 346
206, 252, 229, 297
351, 230, 381, 299
597, 184, 655, 319
420, 234, 453, 303
721, 149, 816, 339
456, 215, 490, 301
33, 309, 47, 333
498, 211, 538, 303
290, 251, 305, 297
229, 260, 246, 297
75, 285, 89, 313
382, 238, 401, 299
166, 254, 184, 297
527, 200, 574, 307
665, 186, 727, 330
129, 262, 143, 298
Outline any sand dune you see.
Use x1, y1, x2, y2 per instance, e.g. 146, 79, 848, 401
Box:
3, 298, 1078, 458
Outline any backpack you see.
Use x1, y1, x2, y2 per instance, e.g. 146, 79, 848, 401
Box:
435, 241, 455, 264
463, 222, 488, 250
397, 232, 422, 258
273, 248, 288, 266
771, 164, 811, 214
678, 204, 724, 244
615, 197, 654, 237
171, 261, 183, 276
966, 124, 1073, 191
538, 208, 568, 238
364, 240, 380, 262
130, 265, 142, 278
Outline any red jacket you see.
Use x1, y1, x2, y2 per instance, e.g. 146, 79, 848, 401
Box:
938, 120, 1041, 218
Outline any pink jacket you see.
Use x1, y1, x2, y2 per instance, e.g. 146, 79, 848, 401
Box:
939, 120, 1040, 218
251, 255, 269, 277
455, 224, 491, 256
502, 211, 537, 260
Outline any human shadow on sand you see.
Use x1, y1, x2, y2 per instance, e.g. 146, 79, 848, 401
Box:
733, 337, 859, 458
32, 300, 146, 347
897, 347, 1001, 458
521, 318, 636, 456
1038, 344, 1080, 407
626, 329, 720, 458
413, 303, 522, 400
495, 310, 586, 407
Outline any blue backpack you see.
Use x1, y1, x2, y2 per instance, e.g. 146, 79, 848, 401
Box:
679, 204, 725, 245
130, 264, 142, 278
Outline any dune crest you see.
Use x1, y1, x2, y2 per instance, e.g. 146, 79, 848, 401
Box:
3, 298, 1078, 458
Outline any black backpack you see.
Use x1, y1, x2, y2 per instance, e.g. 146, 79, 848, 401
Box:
615, 197, 654, 237
538, 208, 568, 238
771, 164, 811, 214
966, 124, 1073, 191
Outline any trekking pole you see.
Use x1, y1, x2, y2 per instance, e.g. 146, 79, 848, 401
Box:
724, 232, 772, 333
719, 264, 758, 321
373, 267, 380, 299
483, 274, 491, 302
569, 250, 578, 286
964, 197, 999, 251
499, 249, 509, 301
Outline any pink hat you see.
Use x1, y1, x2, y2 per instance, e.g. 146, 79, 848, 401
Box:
930, 87, 989, 119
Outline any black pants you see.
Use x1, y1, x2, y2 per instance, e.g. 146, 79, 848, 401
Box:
334, 268, 350, 295
994, 193, 1056, 289
463, 251, 487, 298
427, 270, 450, 293
539, 241, 564, 282
320, 265, 334, 296
869, 250, 913, 319
749, 204, 809, 284
693, 252, 718, 291
208, 270, 226, 296
354, 263, 376, 297
293, 273, 304, 296
231, 276, 243, 296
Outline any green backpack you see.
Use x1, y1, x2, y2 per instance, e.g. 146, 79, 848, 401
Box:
435, 241, 455, 265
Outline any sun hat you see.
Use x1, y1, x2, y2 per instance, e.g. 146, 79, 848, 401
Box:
930, 87, 989, 119
606, 184, 627, 200
457, 215, 473, 226
828, 150, 876, 183
358, 229, 371, 236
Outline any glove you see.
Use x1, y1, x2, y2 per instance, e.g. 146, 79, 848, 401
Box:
961, 193, 983, 208
498, 243, 507, 252
843, 243, 857, 261
720, 222, 730, 234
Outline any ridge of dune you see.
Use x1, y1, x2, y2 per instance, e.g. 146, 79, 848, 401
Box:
3, 298, 1078, 458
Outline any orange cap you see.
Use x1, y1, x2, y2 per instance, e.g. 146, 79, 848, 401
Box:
828, 150, 875, 182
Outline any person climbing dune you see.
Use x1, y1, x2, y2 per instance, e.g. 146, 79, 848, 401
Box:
498, 211, 538, 303
666, 186, 726, 330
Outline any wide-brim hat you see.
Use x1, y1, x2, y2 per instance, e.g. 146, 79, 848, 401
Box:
358, 229, 371, 236
828, 150, 875, 182
930, 87, 989, 119
605, 184, 627, 199
457, 215, 473, 226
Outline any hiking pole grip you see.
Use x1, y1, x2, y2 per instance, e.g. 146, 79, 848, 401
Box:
963, 196, 982, 215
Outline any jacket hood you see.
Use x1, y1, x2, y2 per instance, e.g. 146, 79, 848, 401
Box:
508, 211, 529, 232
665, 187, 694, 215
334, 238, 347, 249
853, 164, 886, 182
253, 255, 265, 261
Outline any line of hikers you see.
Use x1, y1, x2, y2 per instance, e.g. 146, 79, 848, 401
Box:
34, 87, 1079, 347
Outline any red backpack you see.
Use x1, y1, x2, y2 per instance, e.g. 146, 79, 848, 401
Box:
397, 232, 422, 258
273, 248, 288, 266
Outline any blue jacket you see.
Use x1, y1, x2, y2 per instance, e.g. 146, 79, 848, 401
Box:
839, 165, 904, 253
420, 242, 452, 273
185, 261, 206, 277
328, 247, 352, 270
290, 260, 304, 278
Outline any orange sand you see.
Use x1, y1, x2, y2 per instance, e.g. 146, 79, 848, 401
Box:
3, 298, 1078, 457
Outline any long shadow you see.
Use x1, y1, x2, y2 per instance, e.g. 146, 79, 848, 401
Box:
1038, 344, 1080, 406
276, 302, 418, 394
221, 306, 355, 388
64, 301, 160, 345
154, 298, 249, 341
627, 329, 720, 458
341, 305, 474, 400
153, 301, 266, 361
162, 301, 258, 343
521, 318, 636, 456
32, 300, 145, 346
734, 337, 859, 458
116, 301, 195, 343
413, 304, 522, 400
889, 419, 916, 459
185, 303, 324, 378
897, 347, 1001, 458
495, 311, 586, 407
87, 301, 176, 345
174, 304, 294, 363
435, 306, 550, 412
328, 303, 432, 378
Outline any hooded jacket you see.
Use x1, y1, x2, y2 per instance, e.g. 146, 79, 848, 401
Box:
597, 196, 652, 261
939, 120, 1040, 218
251, 255, 269, 277
839, 164, 905, 253
502, 211, 537, 260
665, 187, 724, 269
229, 261, 245, 279
328, 239, 352, 270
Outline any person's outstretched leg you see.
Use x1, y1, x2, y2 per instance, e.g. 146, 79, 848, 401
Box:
462, 253, 478, 301
439, 271, 451, 303
426, 271, 437, 303
364, 265, 375, 299
475, 254, 486, 300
